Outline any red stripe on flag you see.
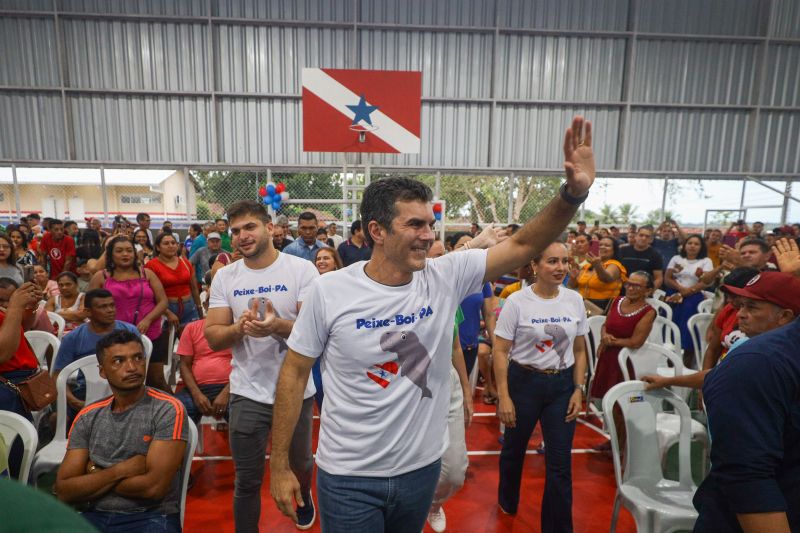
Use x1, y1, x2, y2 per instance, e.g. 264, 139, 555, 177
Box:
303, 88, 401, 153
321, 69, 421, 135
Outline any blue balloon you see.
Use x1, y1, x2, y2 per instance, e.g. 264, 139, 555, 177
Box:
263, 196, 271, 205
272, 199, 282, 210
267, 183, 276, 196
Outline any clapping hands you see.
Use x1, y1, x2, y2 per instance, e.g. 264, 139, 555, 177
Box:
239, 298, 280, 338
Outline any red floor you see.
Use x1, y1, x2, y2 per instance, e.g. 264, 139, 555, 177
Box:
184, 395, 636, 532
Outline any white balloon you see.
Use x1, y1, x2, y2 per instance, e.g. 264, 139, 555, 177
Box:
280, 191, 290, 201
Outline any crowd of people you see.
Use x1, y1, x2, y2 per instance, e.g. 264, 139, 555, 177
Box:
1, 116, 800, 533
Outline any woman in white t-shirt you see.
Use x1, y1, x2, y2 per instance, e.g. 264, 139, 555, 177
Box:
664, 234, 713, 361
493, 241, 588, 530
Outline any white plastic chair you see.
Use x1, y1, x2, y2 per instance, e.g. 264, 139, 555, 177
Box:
0, 411, 38, 482
24, 330, 61, 374
701, 290, 714, 301
603, 381, 698, 533
180, 419, 198, 528
697, 299, 713, 315
651, 288, 666, 301
618, 343, 709, 469
31, 344, 152, 484
46, 311, 66, 340
585, 315, 606, 420
645, 298, 672, 322
163, 325, 178, 387
687, 313, 713, 370
142, 335, 153, 360
647, 316, 681, 355
31, 355, 112, 484
586, 315, 606, 375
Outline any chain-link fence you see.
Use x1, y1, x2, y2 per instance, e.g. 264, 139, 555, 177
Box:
2, 166, 797, 241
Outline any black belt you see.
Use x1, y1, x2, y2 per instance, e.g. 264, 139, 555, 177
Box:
511, 360, 571, 375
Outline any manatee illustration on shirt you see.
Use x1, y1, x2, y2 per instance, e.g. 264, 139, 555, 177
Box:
543, 323, 570, 369
379, 331, 433, 398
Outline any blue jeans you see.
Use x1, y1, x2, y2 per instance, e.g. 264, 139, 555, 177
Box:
316, 459, 441, 533
82, 511, 180, 532
499, 362, 576, 533
0, 369, 36, 480
174, 383, 229, 425
167, 299, 200, 326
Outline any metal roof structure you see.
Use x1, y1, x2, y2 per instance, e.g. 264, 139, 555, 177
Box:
0, 0, 798, 181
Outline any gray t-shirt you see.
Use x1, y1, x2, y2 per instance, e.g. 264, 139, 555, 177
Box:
68, 387, 188, 514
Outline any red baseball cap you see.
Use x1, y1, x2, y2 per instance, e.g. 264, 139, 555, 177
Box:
724, 271, 800, 315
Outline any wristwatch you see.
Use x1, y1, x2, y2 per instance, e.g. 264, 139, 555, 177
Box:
574, 383, 587, 395
559, 182, 589, 205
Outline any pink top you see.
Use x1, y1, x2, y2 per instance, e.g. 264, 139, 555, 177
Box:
176, 320, 232, 385
103, 271, 162, 340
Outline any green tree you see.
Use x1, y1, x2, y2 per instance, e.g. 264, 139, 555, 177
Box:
642, 209, 678, 226
616, 203, 639, 224
598, 204, 619, 224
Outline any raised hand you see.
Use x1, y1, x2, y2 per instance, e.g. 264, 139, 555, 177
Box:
563, 116, 595, 197
470, 223, 509, 250
773, 238, 800, 276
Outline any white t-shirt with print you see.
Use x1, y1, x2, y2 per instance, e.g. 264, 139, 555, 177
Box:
209, 252, 318, 404
495, 286, 588, 369
666, 256, 714, 288
288, 249, 487, 477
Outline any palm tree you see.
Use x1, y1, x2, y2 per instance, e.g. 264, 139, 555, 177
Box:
598, 204, 619, 224
617, 203, 639, 224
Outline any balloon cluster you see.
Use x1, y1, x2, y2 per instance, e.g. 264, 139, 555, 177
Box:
259, 182, 290, 211
433, 202, 443, 221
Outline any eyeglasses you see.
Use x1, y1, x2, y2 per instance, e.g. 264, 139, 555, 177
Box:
0, 245, 10, 250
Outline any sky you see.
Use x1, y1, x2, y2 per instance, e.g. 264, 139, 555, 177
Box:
582, 177, 799, 227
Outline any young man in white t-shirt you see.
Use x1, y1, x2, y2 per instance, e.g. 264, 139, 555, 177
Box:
270, 116, 597, 533
205, 200, 319, 532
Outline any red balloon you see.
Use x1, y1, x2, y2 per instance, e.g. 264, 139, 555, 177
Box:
259, 186, 267, 197
432, 203, 442, 213
276, 183, 286, 193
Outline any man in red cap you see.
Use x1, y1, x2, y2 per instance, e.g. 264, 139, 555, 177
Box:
643, 271, 799, 391
692, 272, 800, 532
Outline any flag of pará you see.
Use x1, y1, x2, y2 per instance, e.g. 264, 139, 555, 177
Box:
302, 68, 422, 153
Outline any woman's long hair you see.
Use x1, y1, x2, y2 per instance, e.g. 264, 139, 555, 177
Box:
104, 235, 139, 275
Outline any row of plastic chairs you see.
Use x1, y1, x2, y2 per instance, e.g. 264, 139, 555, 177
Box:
0, 409, 196, 528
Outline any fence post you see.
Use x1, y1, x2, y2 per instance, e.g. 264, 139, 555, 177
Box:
11, 164, 21, 220
507, 173, 515, 224
183, 166, 192, 225
100, 166, 109, 227
266, 168, 274, 220
782, 181, 792, 225
661, 177, 669, 218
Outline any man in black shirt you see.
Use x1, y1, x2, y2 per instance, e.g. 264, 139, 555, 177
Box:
617, 225, 664, 289
337, 220, 372, 266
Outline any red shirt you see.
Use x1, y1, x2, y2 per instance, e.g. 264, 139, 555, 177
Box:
0, 311, 38, 373
145, 257, 194, 299
41, 232, 76, 279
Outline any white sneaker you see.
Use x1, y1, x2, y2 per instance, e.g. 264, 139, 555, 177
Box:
427, 507, 446, 532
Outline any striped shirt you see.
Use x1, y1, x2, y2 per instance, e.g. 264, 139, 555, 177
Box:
68, 387, 188, 514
